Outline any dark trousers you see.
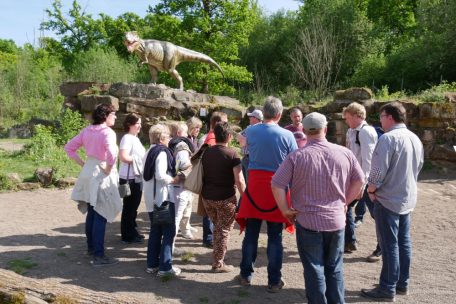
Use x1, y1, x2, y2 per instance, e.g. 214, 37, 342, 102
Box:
86, 205, 107, 257
120, 179, 142, 242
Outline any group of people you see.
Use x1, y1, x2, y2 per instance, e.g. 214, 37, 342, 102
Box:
65, 96, 424, 303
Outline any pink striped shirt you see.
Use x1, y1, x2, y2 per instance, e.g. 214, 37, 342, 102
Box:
64, 124, 118, 166
271, 138, 364, 231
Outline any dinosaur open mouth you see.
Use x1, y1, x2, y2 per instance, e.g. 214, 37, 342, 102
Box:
124, 40, 137, 52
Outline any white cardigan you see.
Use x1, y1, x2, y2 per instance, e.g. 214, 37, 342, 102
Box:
142, 146, 175, 212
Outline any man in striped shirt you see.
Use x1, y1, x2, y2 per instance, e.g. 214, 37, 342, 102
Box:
272, 112, 364, 303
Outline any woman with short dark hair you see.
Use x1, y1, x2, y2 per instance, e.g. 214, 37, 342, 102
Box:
201, 122, 245, 272
65, 103, 122, 266
119, 113, 146, 244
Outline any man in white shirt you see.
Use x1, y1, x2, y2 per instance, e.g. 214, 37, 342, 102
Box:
342, 102, 380, 261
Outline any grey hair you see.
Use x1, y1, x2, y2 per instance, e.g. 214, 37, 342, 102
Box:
263, 96, 283, 119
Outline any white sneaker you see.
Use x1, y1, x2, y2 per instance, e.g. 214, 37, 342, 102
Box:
181, 232, 194, 240
146, 267, 159, 274
189, 226, 198, 233
157, 266, 181, 277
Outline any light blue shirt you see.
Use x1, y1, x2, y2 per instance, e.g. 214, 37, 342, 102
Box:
246, 123, 298, 172
368, 124, 424, 214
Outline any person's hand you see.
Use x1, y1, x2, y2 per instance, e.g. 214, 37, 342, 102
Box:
368, 192, 377, 202
172, 174, 183, 184
98, 163, 111, 175
282, 208, 298, 224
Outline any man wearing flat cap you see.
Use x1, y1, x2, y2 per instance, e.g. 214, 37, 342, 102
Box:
272, 112, 365, 303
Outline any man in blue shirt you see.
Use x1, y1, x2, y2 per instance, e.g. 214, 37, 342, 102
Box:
361, 102, 424, 302
236, 96, 297, 293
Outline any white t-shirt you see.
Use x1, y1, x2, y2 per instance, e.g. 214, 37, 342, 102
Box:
119, 134, 146, 179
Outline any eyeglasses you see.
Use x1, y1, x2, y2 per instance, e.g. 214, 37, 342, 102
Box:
379, 114, 389, 119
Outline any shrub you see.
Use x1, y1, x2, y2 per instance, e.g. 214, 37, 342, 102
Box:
69, 47, 140, 83
56, 109, 87, 146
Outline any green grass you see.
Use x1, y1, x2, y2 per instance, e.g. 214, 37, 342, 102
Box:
180, 251, 195, 263
0, 149, 81, 188
7, 257, 38, 275
0, 138, 31, 144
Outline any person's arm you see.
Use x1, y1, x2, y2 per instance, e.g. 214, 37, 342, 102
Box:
367, 136, 392, 200
100, 130, 118, 175
271, 155, 297, 223
64, 130, 85, 167
271, 185, 297, 223
347, 152, 366, 204
233, 164, 245, 195
237, 132, 247, 148
359, 127, 377, 183
155, 152, 178, 184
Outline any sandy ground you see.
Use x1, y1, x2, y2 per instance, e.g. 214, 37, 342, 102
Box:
0, 166, 455, 303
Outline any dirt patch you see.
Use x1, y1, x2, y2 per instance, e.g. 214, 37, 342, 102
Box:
0, 169, 455, 303
0, 141, 25, 152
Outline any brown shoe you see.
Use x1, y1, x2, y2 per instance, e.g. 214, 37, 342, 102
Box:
236, 274, 251, 286
212, 264, 234, 273
267, 279, 285, 293
344, 242, 358, 253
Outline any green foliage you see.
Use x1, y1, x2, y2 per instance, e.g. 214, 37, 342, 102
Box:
69, 47, 141, 83
374, 85, 407, 101
278, 86, 303, 106
56, 109, 87, 146
0, 173, 13, 191
7, 257, 38, 275
416, 82, 456, 103
0, 46, 65, 128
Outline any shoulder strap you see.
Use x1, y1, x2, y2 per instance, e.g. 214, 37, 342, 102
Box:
355, 124, 366, 145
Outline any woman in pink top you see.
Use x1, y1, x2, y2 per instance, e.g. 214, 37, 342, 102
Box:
65, 103, 122, 267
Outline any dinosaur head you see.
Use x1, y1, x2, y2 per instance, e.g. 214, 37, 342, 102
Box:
124, 31, 143, 53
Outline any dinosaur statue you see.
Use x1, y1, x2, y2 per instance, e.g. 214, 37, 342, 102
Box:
124, 31, 224, 90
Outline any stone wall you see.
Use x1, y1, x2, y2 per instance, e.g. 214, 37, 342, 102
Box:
60, 83, 456, 162
60, 82, 245, 142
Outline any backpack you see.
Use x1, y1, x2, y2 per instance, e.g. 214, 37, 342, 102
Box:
355, 124, 384, 145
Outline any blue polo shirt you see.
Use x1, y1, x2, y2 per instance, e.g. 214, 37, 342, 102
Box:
246, 123, 297, 172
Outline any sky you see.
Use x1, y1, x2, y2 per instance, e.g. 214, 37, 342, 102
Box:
0, 0, 301, 46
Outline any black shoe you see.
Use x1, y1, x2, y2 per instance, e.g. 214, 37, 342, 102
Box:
361, 287, 395, 302
122, 236, 144, 244
203, 242, 213, 249
396, 286, 408, 295
344, 242, 358, 253
137, 234, 145, 239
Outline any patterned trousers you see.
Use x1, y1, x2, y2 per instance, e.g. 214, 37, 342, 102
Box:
202, 195, 237, 268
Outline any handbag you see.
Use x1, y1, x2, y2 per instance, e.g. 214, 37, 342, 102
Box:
118, 163, 131, 198
184, 145, 208, 194
151, 200, 174, 225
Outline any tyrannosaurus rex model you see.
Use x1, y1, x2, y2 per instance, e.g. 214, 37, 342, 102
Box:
124, 31, 224, 90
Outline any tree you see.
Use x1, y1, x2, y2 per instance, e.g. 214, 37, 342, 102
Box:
289, 18, 345, 100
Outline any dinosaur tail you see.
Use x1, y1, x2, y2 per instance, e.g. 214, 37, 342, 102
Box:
177, 46, 225, 78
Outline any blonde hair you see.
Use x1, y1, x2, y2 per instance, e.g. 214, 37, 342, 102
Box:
148, 124, 170, 144
343, 102, 366, 119
186, 117, 202, 133
176, 122, 188, 135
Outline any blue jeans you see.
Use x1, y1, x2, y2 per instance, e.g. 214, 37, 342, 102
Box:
86, 205, 107, 257
202, 216, 214, 245
295, 223, 345, 304
240, 219, 284, 285
374, 202, 411, 295
344, 202, 356, 245
147, 203, 176, 271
